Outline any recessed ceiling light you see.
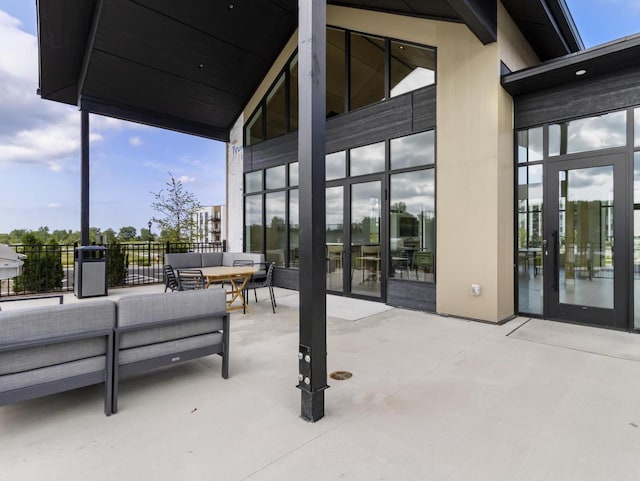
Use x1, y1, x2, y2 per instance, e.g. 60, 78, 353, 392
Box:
198, 64, 205, 69
228, 3, 234, 10
575, 69, 587, 76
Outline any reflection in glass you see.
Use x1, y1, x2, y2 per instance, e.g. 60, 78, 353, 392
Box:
516, 128, 542, 163
390, 170, 435, 282
266, 165, 286, 190
326, 186, 344, 292
350, 142, 384, 176
558, 166, 614, 309
351, 181, 381, 297
549, 111, 626, 156
289, 54, 298, 131
245, 195, 263, 254
517, 165, 543, 314
265, 192, 286, 266
635, 108, 640, 148
327, 28, 345, 118
245, 171, 262, 193
266, 73, 286, 139
289, 189, 299, 268
517, 131, 527, 163
350, 32, 385, 110
326, 151, 346, 180
391, 131, 434, 169
289, 162, 299, 187
634, 153, 640, 327
245, 107, 263, 146
390, 41, 435, 97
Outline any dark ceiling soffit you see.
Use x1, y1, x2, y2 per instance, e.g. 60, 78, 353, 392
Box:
549, 0, 584, 51
327, 1, 462, 24
501, 34, 640, 96
539, 0, 571, 55
79, 96, 230, 142
77, 0, 103, 105
443, 0, 497, 44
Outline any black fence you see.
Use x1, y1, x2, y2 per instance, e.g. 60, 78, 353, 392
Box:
0, 241, 226, 298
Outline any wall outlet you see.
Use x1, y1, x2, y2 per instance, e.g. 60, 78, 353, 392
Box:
471, 284, 481, 296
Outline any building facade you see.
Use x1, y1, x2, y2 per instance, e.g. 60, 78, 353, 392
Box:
192, 205, 226, 244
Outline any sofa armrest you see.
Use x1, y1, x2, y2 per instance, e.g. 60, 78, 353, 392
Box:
114, 311, 229, 335
0, 329, 113, 353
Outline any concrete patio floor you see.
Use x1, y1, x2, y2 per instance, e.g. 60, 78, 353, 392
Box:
2, 285, 640, 480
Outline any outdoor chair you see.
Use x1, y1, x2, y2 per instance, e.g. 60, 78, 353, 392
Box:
244, 262, 276, 313
162, 264, 179, 292
413, 251, 434, 281
176, 269, 206, 290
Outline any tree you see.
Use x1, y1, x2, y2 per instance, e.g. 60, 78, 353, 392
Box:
150, 173, 201, 242
118, 226, 137, 241
13, 233, 64, 293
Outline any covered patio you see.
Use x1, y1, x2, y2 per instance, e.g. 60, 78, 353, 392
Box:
2, 285, 640, 480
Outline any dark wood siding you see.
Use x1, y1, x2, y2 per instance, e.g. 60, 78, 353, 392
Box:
387, 279, 436, 311
514, 66, 640, 129
273, 267, 299, 290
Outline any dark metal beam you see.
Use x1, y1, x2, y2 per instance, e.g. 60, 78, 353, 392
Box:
297, 0, 328, 422
80, 109, 90, 246
443, 0, 496, 44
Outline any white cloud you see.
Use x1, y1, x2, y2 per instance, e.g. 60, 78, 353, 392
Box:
178, 175, 196, 184
129, 136, 143, 146
47, 203, 62, 208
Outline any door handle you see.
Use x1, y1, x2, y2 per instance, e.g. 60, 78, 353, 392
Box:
552, 230, 558, 291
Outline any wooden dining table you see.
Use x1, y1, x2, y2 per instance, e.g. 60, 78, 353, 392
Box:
200, 265, 258, 313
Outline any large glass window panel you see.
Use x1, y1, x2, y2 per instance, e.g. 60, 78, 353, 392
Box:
245, 195, 263, 254
635, 108, 640, 148
289, 189, 299, 268
517, 130, 528, 163
350, 33, 385, 111
265, 192, 286, 266
390, 170, 435, 282
635, 153, 640, 327
326, 151, 346, 180
351, 181, 381, 297
350, 142, 384, 176
549, 111, 626, 156
289, 162, 299, 187
245, 106, 263, 146
327, 28, 345, 118
245, 171, 262, 193
326, 186, 344, 291
390, 41, 435, 97
289, 55, 298, 132
517, 165, 543, 314
266, 73, 286, 139
390, 131, 435, 170
266, 165, 286, 190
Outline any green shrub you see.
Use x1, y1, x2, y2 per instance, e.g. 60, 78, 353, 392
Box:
13, 238, 64, 293
107, 242, 129, 287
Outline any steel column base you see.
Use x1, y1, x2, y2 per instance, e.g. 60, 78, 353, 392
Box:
300, 389, 325, 422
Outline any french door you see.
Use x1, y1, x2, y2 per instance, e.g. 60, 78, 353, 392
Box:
544, 153, 628, 328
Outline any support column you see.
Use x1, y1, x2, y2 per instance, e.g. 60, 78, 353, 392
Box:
297, 0, 327, 422
80, 109, 90, 246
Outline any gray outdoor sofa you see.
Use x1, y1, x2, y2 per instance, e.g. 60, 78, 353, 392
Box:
0, 288, 229, 416
164, 252, 265, 273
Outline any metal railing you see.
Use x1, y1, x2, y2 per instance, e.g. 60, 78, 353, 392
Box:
0, 240, 226, 298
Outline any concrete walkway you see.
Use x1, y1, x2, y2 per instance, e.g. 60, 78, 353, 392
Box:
2, 286, 640, 480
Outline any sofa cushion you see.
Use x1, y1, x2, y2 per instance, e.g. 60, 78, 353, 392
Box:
201, 252, 223, 267
118, 318, 224, 349
118, 333, 222, 365
222, 252, 265, 268
0, 356, 106, 392
164, 253, 202, 269
0, 300, 115, 344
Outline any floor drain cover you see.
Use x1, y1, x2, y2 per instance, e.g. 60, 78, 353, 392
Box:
329, 371, 352, 381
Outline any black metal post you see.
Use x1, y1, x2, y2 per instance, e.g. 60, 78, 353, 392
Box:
297, 0, 327, 422
80, 110, 90, 246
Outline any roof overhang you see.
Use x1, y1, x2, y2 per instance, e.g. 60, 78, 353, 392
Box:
502, 33, 640, 97
36, 0, 581, 142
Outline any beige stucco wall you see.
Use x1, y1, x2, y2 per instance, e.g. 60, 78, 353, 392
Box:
236, 3, 540, 323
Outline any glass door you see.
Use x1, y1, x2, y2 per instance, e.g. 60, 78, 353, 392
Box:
544, 154, 628, 328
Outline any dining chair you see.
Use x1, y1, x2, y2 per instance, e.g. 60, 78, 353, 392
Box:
243, 262, 276, 313
162, 264, 179, 292
413, 251, 433, 281
176, 269, 206, 290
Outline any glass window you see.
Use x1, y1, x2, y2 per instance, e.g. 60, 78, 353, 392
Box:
350, 32, 385, 111
635, 107, 640, 148
245, 171, 262, 193
517, 165, 543, 315
289, 162, 299, 187
245, 106, 263, 146
350, 142, 385, 176
517, 130, 527, 163
326, 186, 344, 291
390, 131, 434, 169
266, 73, 287, 139
635, 153, 640, 327
327, 28, 346, 118
326, 151, 346, 180
245, 195, 263, 254
516, 127, 542, 163
390, 41, 435, 97
389, 169, 435, 282
549, 111, 626, 156
289, 55, 299, 131
351, 181, 381, 297
266, 165, 286, 190
265, 192, 286, 266
289, 189, 299, 268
